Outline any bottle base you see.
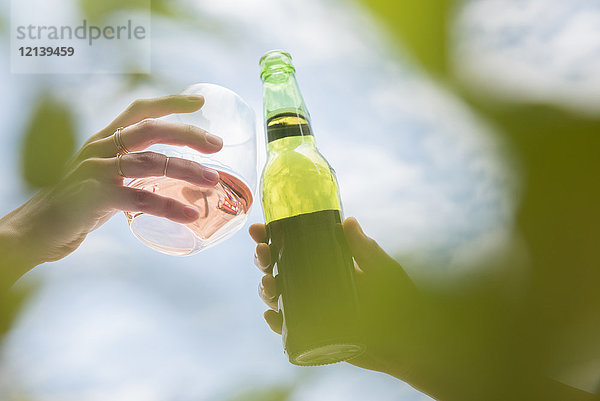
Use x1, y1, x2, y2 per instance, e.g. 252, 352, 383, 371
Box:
289, 342, 366, 366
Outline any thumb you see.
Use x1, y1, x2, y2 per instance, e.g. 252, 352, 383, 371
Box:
343, 217, 394, 272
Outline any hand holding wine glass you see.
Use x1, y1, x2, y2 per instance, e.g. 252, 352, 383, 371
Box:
0, 94, 223, 288
124, 84, 256, 255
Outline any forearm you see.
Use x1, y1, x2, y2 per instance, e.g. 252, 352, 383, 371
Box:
391, 291, 598, 401
405, 364, 598, 401
0, 204, 43, 290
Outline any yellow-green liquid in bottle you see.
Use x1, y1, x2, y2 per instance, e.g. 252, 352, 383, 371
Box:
260, 50, 365, 365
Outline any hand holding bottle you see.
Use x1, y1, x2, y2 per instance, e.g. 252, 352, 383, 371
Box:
249, 217, 421, 378
251, 219, 598, 401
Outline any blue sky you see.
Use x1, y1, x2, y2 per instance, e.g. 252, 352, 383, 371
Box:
0, 0, 598, 400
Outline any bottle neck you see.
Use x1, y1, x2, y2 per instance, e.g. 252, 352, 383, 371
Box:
262, 71, 313, 143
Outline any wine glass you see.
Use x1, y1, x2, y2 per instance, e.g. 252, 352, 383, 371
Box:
124, 83, 257, 256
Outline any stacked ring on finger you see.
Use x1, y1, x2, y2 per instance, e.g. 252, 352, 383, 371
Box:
163, 156, 170, 177
83, 119, 222, 159
116, 154, 126, 177
113, 126, 130, 155
107, 151, 220, 186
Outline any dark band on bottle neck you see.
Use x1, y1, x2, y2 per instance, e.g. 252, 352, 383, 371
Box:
266, 112, 313, 142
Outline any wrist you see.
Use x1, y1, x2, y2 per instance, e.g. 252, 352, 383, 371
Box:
0, 205, 44, 287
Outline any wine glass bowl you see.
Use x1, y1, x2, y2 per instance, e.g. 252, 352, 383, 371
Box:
124, 83, 257, 256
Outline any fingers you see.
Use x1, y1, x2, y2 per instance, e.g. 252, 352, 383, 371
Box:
250, 221, 281, 335
83, 119, 223, 159
107, 95, 206, 135
108, 186, 199, 223
343, 217, 401, 273
74, 152, 220, 187
249, 223, 267, 243
343, 217, 416, 297
119, 152, 220, 185
254, 243, 272, 273
250, 223, 272, 273
258, 274, 278, 310
264, 310, 283, 335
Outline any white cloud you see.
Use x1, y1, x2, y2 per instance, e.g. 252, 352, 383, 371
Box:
453, 0, 600, 115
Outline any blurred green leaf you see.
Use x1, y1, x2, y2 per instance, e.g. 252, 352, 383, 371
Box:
21, 93, 76, 188
78, 0, 178, 23
464, 98, 600, 275
361, 0, 456, 76
79, 0, 227, 35
0, 268, 36, 338
123, 71, 156, 89
224, 384, 295, 401
0, 288, 29, 336
79, 0, 149, 22
360, 1, 600, 391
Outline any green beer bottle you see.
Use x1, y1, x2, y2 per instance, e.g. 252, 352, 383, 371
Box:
259, 50, 365, 366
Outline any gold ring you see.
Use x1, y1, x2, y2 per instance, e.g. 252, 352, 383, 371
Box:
116, 154, 126, 177
113, 127, 130, 154
163, 156, 170, 176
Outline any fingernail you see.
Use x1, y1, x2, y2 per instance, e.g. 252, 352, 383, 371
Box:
185, 95, 204, 102
352, 218, 366, 237
206, 134, 223, 147
183, 206, 199, 218
202, 168, 220, 183
262, 275, 275, 294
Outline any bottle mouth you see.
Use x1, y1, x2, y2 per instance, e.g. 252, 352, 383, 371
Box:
260, 49, 295, 81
